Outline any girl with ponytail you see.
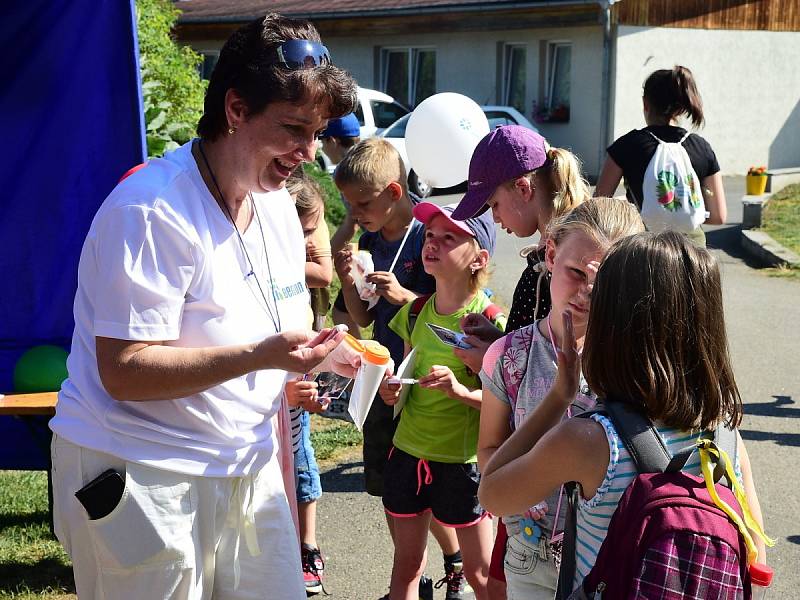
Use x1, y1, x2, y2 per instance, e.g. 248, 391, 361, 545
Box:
595, 65, 726, 245
451, 125, 590, 600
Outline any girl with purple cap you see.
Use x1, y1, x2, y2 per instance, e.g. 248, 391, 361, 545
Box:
451, 125, 588, 599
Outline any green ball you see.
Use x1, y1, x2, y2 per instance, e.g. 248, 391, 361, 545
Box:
13, 345, 69, 393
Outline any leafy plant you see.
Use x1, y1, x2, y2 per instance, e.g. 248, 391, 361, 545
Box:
135, 0, 206, 157
747, 166, 767, 177
303, 161, 346, 228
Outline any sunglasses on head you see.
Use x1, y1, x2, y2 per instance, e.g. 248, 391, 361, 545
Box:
273, 40, 331, 69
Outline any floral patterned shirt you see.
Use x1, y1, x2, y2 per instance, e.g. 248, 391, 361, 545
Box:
480, 320, 596, 538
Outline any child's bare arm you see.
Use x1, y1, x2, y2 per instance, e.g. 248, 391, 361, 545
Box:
305, 256, 333, 288
330, 213, 358, 254
477, 390, 513, 472
418, 365, 482, 409
738, 433, 768, 563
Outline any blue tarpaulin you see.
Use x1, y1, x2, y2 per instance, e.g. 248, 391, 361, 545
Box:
0, 1, 146, 468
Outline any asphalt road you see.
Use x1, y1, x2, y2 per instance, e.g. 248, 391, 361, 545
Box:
316, 177, 799, 599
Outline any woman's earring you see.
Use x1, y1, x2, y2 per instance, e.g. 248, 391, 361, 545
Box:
228, 126, 236, 135
470, 266, 477, 275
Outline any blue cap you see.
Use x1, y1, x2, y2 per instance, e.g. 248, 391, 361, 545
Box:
320, 113, 360, 139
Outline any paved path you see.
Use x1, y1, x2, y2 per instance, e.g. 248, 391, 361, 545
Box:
317, 177, 799, 598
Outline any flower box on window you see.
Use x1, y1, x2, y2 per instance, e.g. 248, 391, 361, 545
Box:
532, 102, 570, 124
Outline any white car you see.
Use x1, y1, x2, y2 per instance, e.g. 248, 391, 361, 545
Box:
380, 106, 540, 197
317, 87, 409, 172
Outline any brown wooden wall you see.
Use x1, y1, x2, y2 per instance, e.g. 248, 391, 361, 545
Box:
614, 0, 800, 31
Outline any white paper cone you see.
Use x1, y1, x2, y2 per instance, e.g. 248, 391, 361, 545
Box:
348, 358, 392, 431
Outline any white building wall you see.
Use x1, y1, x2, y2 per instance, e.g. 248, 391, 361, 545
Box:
612, 26, 800, 174
325, 26, 606, 176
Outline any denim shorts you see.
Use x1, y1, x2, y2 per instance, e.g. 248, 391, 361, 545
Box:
294, 410, 322, 503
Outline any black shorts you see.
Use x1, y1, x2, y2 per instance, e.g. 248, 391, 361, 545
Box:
362, 398, 398, 497
383, 447, 486, 527
333, 289, 348, 312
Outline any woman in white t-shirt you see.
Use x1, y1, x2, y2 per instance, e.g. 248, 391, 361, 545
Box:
49, 13, 359, 600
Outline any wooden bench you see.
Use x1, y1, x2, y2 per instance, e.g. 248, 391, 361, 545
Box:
0, 392, 58, 532
0, 392, 57, 416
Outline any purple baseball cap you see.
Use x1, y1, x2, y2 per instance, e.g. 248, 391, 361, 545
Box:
452, 125, 549, 220
413, 202, 496, 256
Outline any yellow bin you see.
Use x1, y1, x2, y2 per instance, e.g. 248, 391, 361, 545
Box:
746, 174, 768, 195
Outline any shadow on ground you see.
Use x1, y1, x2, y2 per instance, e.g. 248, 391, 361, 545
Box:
739, 429, 800, 448
744, 396, 798, 419
0, 510, 50, 532
706, 224, 768, 269
321, 461, 366, 493
0, 558, 75, 595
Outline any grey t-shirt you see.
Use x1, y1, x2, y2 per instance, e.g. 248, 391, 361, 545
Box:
480, 320, 596, 538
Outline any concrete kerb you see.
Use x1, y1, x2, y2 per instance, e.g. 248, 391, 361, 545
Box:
741, 230, 800, 268
739, 188, 800, 269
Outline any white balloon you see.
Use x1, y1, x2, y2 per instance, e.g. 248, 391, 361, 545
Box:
405, 93, 490, 188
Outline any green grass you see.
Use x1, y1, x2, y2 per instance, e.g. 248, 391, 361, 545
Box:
760, 184, 800, 279
761, 184, 800, 257
0, 472, 74, 599
309, 416, 363, 462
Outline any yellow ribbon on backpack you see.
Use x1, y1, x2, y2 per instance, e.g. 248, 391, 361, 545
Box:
696, 438, 775, 565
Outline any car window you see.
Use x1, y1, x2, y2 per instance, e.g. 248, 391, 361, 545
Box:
382, 115, 409, 138
372, 101, 410, 129
484, 110, 516, 129
354, 104, 365, 126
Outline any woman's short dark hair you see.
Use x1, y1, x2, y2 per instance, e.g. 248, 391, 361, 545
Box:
197, 13, 358, 140
643, 66, 704, 128
583, 231, 742, 430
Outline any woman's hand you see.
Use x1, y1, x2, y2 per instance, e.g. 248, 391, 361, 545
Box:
285, 377, 329, 413
255, 329, 345, 374
418, 365, 467, 400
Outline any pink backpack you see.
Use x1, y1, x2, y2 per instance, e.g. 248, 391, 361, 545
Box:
558, 401, 758, 600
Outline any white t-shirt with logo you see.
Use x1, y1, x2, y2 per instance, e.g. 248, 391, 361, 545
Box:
50, 141, 310, 477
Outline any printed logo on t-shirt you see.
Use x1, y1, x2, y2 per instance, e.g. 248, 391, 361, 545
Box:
402, 259, 417, 273
266, 279, 306, 301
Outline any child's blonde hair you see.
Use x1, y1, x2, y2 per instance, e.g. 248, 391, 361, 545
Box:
334, 137, 408, 195
546, 196, 645, 250
514, 146, 589, 219
286, 170, 325, 218
469, 239, 490, 294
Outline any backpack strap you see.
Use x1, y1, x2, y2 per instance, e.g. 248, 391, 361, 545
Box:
604, 401, 672, 473
407, 294, 432, 335
481, 303, 504, 324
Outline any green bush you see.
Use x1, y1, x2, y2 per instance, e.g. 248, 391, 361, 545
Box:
136, 0, 206, 157
303, 162, 346, 229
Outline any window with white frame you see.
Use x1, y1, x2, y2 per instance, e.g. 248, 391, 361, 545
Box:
541, 41, 571, 121
380, 47, 436, 108
502, 44, 527, 113
198, 50, 219, 80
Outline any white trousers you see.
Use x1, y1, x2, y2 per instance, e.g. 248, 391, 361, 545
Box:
51, 434, 305, 600
504, 532, 559, 600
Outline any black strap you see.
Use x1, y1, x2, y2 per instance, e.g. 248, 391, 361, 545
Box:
557, 482, 580, 600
